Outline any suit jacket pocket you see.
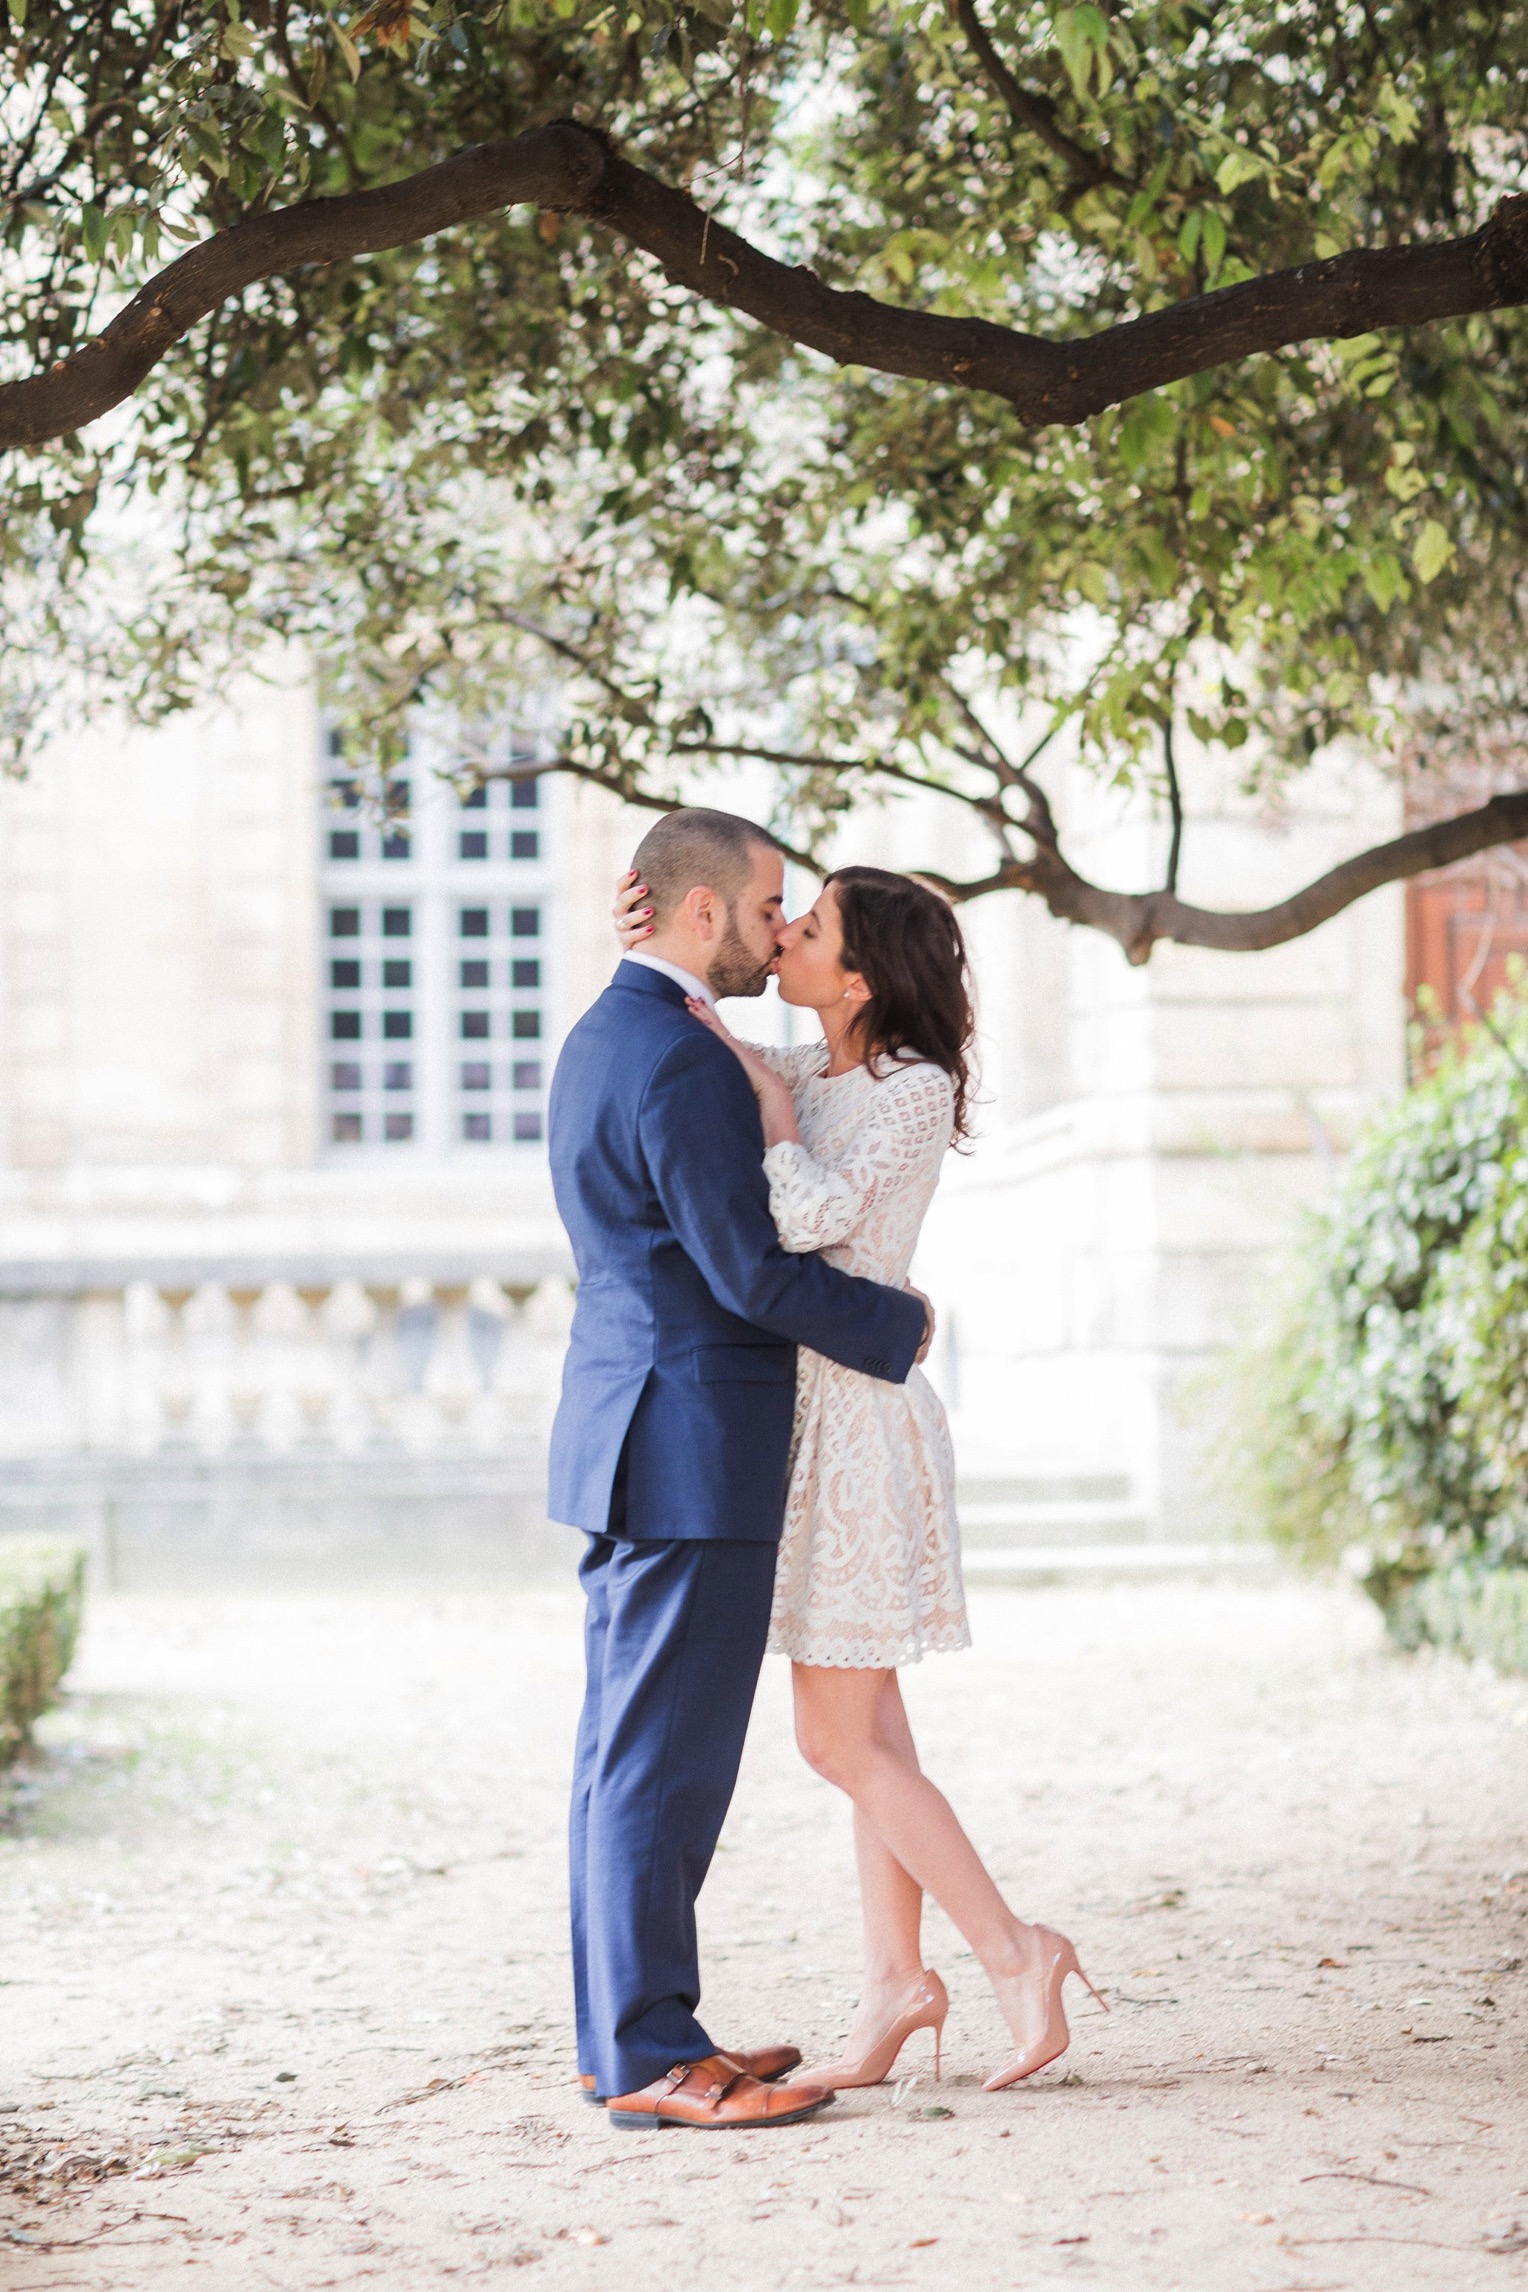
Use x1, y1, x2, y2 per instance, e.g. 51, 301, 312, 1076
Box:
692, 1343, 795, 1384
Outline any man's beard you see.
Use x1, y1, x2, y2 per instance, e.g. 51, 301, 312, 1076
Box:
705, 908, 773, 1000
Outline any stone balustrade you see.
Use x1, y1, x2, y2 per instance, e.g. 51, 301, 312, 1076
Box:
0, 1276, 576, 1460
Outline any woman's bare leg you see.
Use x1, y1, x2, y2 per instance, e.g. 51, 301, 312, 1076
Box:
793, 1662, 1047, 2052
840, 1681, 926, 2055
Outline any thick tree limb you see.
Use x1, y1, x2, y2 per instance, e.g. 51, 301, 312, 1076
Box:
7, 119, 1528, 450
0, 122, 606, 449
918, 788, 1528, 963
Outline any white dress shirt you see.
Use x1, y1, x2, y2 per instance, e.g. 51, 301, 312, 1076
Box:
623, 949, 717, 1010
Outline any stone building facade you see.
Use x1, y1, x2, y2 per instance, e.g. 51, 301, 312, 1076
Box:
0, 670, 1415, 1574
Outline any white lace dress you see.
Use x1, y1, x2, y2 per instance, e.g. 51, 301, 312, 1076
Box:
754, 1043, 970, 1669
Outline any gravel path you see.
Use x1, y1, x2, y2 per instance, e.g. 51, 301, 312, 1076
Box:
2, 1577, 1526, 2290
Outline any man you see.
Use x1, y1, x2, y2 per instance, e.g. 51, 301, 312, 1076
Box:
548, 808, 929, 2131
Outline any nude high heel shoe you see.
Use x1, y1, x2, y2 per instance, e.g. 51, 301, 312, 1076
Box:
786, 1970, 948, 2092
982, 1927, 1108, 2092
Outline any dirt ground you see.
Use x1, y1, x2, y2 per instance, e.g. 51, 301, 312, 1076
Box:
2, 1575, 1527, 2292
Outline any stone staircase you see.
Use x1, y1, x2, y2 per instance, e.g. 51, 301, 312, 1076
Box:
955, 1473, 1276, 1583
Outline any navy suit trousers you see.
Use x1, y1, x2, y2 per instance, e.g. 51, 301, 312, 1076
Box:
569, 1533, 777, 2099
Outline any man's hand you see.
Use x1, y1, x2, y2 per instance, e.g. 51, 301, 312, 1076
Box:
907, 1285, 936, 1366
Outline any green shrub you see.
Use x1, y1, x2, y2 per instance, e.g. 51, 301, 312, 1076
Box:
1387, 1565, 1528, 1672
1246, 988, 1528, 1661
0, 1538, 86, 1767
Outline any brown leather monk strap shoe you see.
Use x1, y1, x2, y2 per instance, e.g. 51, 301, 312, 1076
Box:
604, 2053, 834, 2131
578, 2042, 801, 2106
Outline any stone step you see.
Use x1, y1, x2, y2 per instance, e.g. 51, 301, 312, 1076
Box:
961, 1541, 1279, 1582
957, 1474, 1132, 1506
957, 1497, 1153, 1548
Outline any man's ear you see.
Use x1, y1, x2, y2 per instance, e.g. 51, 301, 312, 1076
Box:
683, 884, 720, 940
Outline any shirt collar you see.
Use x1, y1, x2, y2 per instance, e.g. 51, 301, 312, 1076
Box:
623, 949, 716, 1010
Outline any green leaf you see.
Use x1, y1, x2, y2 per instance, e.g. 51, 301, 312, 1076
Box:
80, 202, 107, 263
764, 0, 799, 36
1412, 519, 1454, 585
1362, 551, 1409, 613
1215, 148, 1264, 195
1117, 389, 1176, 477
333, 23, 362, 78
1200, 209, 1227, 274
1054, 7, 1108, 100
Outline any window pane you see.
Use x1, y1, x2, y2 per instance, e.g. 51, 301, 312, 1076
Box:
459, 908, 489, 939
383, 1061, 412, 1091
384, 1111, 414, 1142
383, 907, 412, 937
330, 1011, 362, 1041
459, 831, 488, 861
328, 830, 361, 861
330, 959, 361, 989
463, 1112, 492, 1142
329, 775, 360, 809
329, 907, 360, 938
331, 1062, 362, 1092
332, 1112, 363, 1142
513, 1111, 543, 1142
512, 1061, 542, 1092
461, 1011, 490, 1040
511, 1010, 541, 1040
382, 959, 411, 988
461, 1061, 491, 1091
383, 1010, 413, 1040
381, 832, 411, 860
460, 960, 489, 988
327, 728, 346, 760
460, 783, 487, 810
511, 907, 540, 938
511, 959, 540, 989
510, 831, 539, 861
510, 775, 539, 810
386, 779, 411, 812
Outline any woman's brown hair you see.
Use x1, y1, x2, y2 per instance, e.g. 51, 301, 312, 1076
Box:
827, 865, 976, 1141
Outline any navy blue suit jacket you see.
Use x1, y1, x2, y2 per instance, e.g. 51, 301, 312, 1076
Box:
547, 961, 926, 1541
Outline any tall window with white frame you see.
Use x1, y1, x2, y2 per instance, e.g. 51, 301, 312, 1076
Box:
319, 728, 553, 1156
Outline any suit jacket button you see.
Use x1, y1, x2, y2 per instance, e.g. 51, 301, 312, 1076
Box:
865, 1355, 888, 1376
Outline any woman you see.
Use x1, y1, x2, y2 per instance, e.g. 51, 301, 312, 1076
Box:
614, 861, 1105, 2092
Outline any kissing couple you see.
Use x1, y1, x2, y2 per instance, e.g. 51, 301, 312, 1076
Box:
548, 808, 1103, 2130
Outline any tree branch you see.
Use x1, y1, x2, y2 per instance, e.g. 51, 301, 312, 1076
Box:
951, 0, 1119, 188
7, 118, 1528, 450
1162, 718, 1183, 894
921, 787, 1528, 965
476, 751, 824, 874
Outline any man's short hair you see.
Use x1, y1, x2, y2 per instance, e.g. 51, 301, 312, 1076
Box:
630, 809, 780, 927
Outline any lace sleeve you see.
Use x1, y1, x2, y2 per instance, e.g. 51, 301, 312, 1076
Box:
745, 1040, 828, 1088
761, 1063, 954, 1252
